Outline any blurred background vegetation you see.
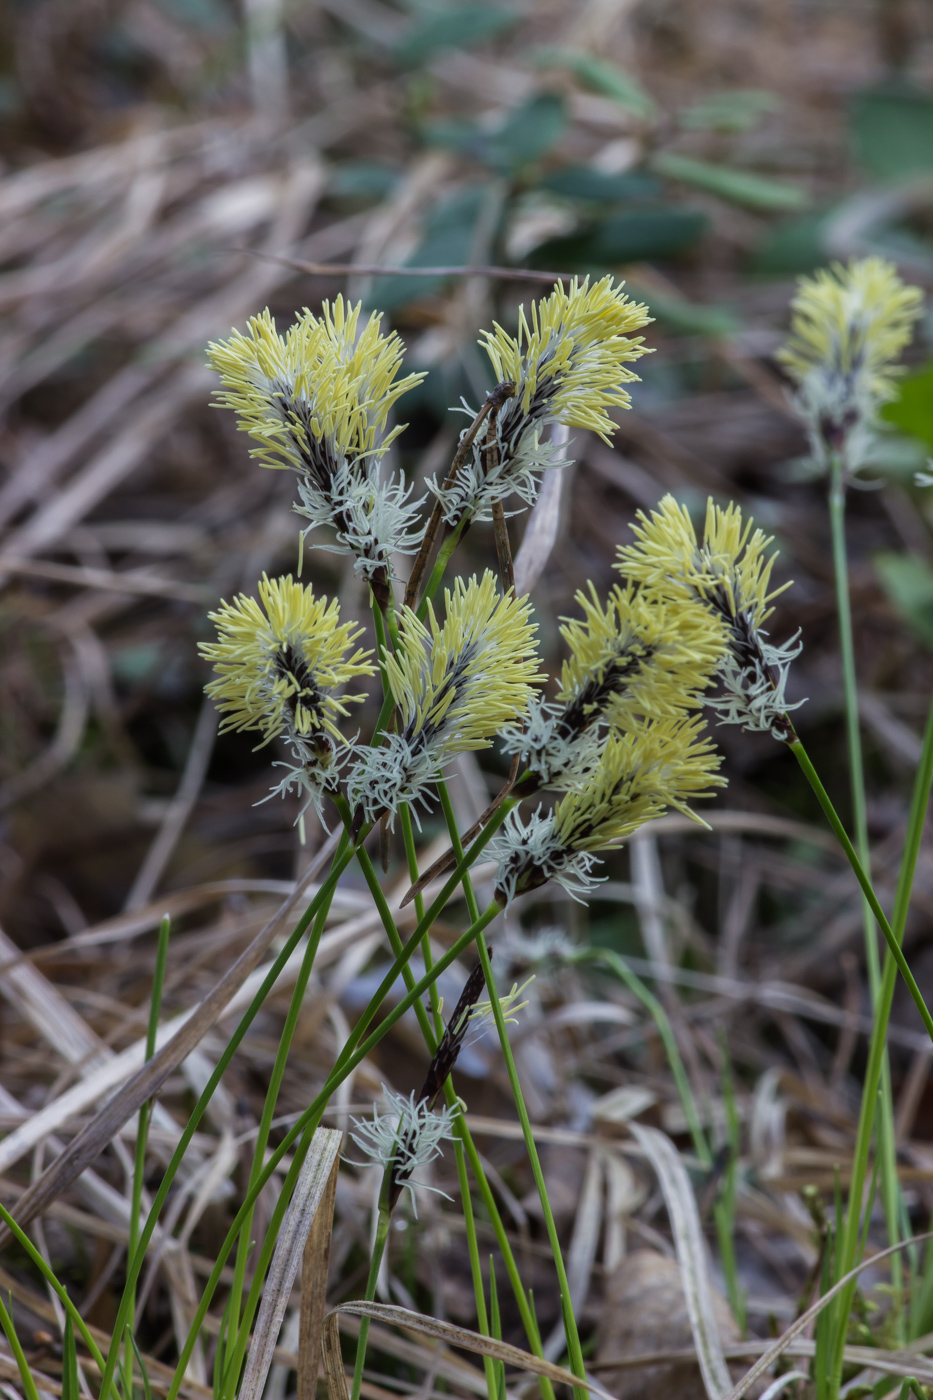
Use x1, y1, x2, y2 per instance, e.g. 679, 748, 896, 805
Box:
4, 0, 933, 1386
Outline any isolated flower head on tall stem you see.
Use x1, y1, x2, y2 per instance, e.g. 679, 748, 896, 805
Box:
347, 571, 541, 825
207, 300, 427, 584
491, 717, 724, 906
429, 276, 653, 525
617, 495, 804, 740
777, 256, 923, 462
200, 575, 374, 816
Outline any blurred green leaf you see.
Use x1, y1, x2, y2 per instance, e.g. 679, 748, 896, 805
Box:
368, 185, 487, 311
531, 207, 707, 268
487, 93, 567, 170
425, 94, 567, 172
626, 281, 739, 337
850, 86, 933, 180
875, 551, 933, 650
328, 162, 398, 199
679, 89, 779, 133
881, 358, 933, 450
537, 166, 661, 202
156, 0, 229, 29
534, 48, 657, 120
394, 6, 518, 67
750, 209, 833, 274
652, 152, 808, 211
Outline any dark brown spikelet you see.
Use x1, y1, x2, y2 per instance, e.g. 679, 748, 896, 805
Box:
417, 958, 488, 1108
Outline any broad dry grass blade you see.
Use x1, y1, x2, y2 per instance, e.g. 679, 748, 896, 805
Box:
513, 425, 570, 597
322, 1302, 620, 1400
240, 1128, 342, 1400
629, 1122, 732, 1400
297, 1131, 342, 1400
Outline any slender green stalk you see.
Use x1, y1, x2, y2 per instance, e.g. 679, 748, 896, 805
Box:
433, 780, 586, 1397
829, 452, 902, 1304
821, 690, 933, 1394
350, 1208, 391, 1400
0, 1292, 40, 1400
790, 739, 933, 1046
471, 931, 587, 1397
125, 913, 171, 1386
107, 782, 508, 1400
223, 837, 348, 1391
161, 901, 503, 1400
99, 848, 357, 1400
416, 517, 470, 621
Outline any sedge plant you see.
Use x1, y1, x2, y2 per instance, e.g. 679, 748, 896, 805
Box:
9, 269, 933, 1400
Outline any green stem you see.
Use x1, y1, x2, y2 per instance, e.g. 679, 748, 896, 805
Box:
0, 1291, 40, 1400
829, 454, 902, 1302
471, 932, 587, 1397
416, 517, 470, 622
434, 780, 585, 1397
790, 739, 933, 1047
429, 782, 557, 1400
823, 691, 933, 1393
99, 847, 358, 1400
350, 1208, 391, 1400
162, 901, 503, 1400
125, 913, 171, 1386
113, 802, 507, 1400
223, 837, 349, 1392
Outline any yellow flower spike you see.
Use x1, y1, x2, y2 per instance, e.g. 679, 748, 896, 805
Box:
200, 574, 375, 747
616, 494, 804, 740
778, 256, 922, 413
386, 571, 543, 752
616, 494, 786, 631
348, 571, 543, 826
207, 298, 425, 472
553, 717, 725, 852
558, 580, 725, 723
491, 715, 724, 906
481, 275, 654, 439
431, 277, 654, 527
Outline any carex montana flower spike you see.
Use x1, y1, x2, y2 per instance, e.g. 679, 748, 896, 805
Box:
200, 574, 375, 819
207, 298, 426, 608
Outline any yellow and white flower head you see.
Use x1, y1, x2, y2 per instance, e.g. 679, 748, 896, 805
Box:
199, 575, 375, 818
207, 300, 427, 583
777, 257, 923, 463
428, 277, 653, 526
491, 718, 724, 906
346, 571, 541, 827
499, 581, 723, 792
617, 495, 804, 740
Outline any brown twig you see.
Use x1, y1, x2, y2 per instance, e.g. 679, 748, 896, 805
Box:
242, 251, 574, 284
402, 381, 515, 612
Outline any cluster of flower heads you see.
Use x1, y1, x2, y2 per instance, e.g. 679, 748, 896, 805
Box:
777, 256, 923, 468
430, 277, 653, 525
489, 493, 807, 905
207, 278, 652, 597
200, 277, 812, 918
